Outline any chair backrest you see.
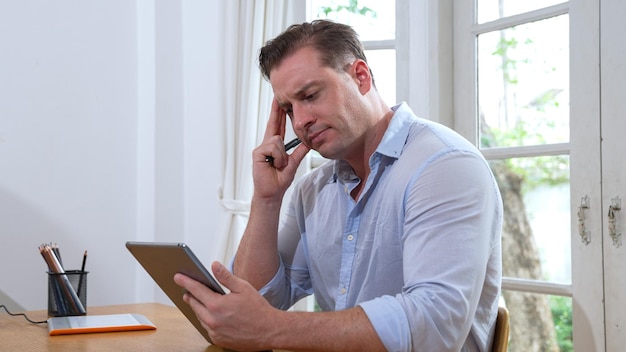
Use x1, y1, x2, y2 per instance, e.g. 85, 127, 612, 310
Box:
492, 306, 510, 352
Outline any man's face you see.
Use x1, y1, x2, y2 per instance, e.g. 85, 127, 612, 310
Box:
270, 46, 371, 161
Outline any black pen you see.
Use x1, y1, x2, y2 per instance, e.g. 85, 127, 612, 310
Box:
265, 138, 302, 164
77, 250, 87, 295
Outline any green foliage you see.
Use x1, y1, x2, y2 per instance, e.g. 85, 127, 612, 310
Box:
505, 155, 569, 193
550, 296, 573, 352
319, 0, 377, 18
481, 119, 569, 193
493, 35, 533, 85
483, 25, 568, 194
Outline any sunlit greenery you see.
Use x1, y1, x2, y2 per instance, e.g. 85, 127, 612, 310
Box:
317, 0, 376, 18
551, 296, 573, 352
481, 22, 569, 195
481, 120, 569, 193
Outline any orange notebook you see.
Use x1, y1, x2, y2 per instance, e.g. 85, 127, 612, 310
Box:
48, 313, 156, 336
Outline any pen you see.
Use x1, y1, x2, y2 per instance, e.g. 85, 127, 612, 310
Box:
77, 250, 87, 295
265, 138, 302, 164
283, 138, 302, 151
80, 250, 88, 272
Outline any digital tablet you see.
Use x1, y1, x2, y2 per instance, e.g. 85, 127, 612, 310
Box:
125, 241, 225, 344
48, 313, 156, 336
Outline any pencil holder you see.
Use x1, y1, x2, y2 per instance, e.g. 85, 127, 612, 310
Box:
47, 270, 88, 317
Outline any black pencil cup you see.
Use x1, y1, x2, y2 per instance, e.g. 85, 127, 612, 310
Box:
47, 270, 88, 317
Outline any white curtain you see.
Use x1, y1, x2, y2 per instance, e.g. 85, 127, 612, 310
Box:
217, 1, 301, 263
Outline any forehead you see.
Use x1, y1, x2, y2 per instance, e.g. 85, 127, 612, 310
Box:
270, 47, 328, 99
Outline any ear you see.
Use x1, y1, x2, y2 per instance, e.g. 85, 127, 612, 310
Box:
353, 60, 373, 94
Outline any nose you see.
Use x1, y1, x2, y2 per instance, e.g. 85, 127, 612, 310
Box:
291, 103, 315, 132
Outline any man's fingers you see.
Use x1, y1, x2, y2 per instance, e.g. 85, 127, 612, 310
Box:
263, 99, 286, 141
212, 261, 246, 294
174, 273, 221, 303
289, 143, 311, 167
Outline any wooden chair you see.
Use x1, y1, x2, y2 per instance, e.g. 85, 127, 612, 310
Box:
492, 306, 510, 352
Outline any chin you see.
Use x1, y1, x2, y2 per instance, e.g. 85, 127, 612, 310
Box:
317, 149, 341, 161
316, 141, 345, 160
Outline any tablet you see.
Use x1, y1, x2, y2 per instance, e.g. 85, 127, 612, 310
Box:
48, 313, 156, 336
125, 241, 225, 344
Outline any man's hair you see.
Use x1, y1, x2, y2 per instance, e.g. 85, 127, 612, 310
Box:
258, 19, 371, 82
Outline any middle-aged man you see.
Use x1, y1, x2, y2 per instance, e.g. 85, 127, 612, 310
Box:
175, 19, 503, 352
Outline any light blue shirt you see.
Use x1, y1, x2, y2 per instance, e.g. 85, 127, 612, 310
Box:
256, 103, 503, 352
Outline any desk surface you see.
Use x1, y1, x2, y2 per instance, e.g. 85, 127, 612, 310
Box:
0, 302, 277, 352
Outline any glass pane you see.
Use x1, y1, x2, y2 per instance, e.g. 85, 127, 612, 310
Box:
501, 292, 573, 352
309, 0, 395, 41
490, 156, 571, 285
477, 0, 567, 24
478, 15, 569, 149
365, 49, 396, 105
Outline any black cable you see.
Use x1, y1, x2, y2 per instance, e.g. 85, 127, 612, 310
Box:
0, 304, 48, 324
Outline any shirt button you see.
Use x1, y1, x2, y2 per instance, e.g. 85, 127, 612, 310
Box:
340, 288, 346, 294
347, 234, 354, 241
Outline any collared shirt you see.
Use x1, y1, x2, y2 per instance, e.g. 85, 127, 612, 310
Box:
256, 103, 503, 352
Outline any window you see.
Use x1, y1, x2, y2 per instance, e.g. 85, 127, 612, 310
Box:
308, 0, 397, 105
453, 1, 626, 350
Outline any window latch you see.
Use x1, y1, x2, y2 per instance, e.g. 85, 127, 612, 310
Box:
577, 195, 591, 245
608, 196, 622, 248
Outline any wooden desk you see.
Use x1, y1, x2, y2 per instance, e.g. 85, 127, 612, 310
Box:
0, 303, 273, 352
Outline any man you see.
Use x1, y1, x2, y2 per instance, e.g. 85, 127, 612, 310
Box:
175, 20, 503, 351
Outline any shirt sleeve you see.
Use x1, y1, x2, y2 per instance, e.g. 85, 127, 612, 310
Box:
359, 296, 413, 352
229, 189, 314, 310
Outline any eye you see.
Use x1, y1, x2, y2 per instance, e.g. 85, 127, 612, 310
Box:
284, 107, 293, 119
304, 92, 318, 101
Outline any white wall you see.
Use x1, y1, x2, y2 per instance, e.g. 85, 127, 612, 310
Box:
0, 0, 228, 310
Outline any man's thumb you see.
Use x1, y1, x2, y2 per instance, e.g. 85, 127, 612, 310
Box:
211, 261, 240, 293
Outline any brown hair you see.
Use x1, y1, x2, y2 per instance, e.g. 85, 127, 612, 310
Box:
258, 20, 370, 82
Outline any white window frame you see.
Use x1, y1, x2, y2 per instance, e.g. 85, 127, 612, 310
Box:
396, 0, 453, 127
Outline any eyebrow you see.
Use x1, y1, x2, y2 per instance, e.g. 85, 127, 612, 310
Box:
277, 81, 321, 110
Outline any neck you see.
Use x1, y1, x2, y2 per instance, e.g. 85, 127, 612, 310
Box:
345, 107, 394, 183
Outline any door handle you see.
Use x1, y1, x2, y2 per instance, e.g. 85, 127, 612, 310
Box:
608, 196, 622, 247
577, 195, 591, 245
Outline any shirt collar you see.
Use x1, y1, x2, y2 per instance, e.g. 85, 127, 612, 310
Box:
375, 102, 414, 159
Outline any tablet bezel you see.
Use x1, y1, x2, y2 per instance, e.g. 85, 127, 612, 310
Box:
125, 241, 225, 344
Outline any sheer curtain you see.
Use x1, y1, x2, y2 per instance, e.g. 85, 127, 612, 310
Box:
217, 1, 302, 263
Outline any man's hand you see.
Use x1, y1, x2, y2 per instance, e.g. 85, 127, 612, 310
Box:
175, 261, 387, 352
174, 262, 278, 351
252, 99, 309, 200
